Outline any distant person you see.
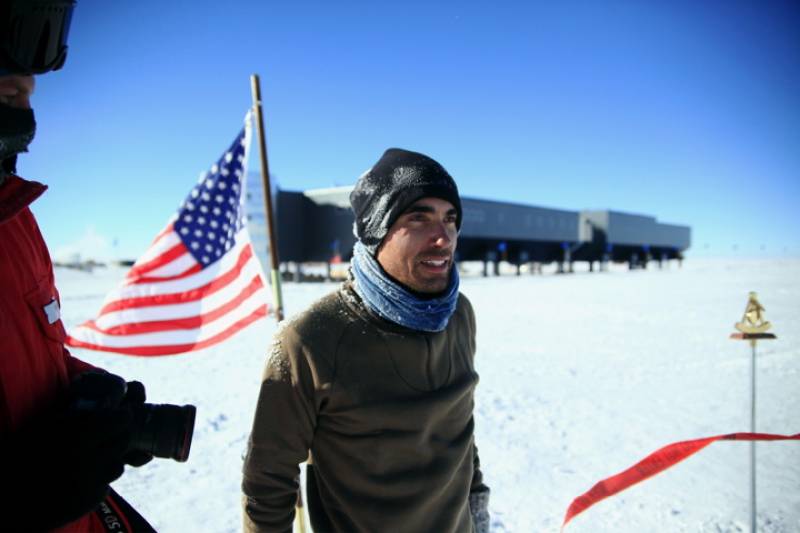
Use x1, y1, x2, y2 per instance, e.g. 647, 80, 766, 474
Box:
1, 1, 155, 530
243, 148, 491, 532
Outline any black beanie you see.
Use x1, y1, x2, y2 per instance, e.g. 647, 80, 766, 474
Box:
349, 148, 462, 254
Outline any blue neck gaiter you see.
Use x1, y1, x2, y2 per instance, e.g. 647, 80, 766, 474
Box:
350, 241, 460, 332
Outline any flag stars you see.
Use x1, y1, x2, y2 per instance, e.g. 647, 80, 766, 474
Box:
173, 130, 250, 268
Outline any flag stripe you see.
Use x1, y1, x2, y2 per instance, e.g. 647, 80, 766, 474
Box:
92, 258, 264, 328
126, 240, 186, 280
129, 225, 180, 262
132, 261, 203, 285
134, 223, 179, 263
85, 275, 264, 335
99, 244, 254, 315
108, 233, 252, 301
151, 220, 176, 244
69, 286, 268, 347
67, 305, 268, 356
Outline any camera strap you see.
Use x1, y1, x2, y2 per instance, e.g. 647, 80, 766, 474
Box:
88, 488, 156, 533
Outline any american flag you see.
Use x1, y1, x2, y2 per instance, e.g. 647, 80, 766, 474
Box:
66, 117, 269, 355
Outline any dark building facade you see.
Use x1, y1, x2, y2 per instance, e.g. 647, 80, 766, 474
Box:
246, 174, 691, 274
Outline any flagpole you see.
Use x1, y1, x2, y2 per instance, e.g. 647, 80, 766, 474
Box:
250, 73, 306, 533
250, 74, 285, 323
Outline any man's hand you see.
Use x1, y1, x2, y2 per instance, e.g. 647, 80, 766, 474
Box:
119, 379, 154, 467
2, 371, 152, 530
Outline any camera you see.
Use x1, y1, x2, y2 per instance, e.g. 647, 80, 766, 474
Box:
70, 371, 196, 463
129, 402, 196, 462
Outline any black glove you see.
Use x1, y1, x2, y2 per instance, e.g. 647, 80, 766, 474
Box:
70, 372, 154, 467
119, 380, 154, 467
2, 371, 150, 530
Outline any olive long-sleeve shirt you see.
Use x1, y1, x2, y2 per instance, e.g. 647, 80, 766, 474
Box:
242, 282, 488, 533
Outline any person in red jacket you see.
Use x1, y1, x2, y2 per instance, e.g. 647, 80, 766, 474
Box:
1, 2, 154, 530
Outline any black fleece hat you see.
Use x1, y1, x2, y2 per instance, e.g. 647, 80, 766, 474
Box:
350, 148, 462, 254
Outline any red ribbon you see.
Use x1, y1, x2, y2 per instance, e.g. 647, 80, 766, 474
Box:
562, 432, 800, 529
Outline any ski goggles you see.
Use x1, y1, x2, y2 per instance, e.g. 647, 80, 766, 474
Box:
0, 0, 76, 75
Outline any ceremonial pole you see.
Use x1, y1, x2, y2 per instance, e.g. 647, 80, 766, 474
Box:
730, 291, 777, 533
250, 74, 285, 323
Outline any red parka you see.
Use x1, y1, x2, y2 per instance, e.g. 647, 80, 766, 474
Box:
0, 174, 94, 531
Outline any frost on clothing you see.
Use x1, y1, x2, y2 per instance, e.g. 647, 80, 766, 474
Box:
242, 281, 490, 533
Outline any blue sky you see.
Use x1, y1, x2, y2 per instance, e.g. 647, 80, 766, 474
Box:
19, 1, 800, 260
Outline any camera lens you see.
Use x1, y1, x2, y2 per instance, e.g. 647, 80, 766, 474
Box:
130, 403, 196, 462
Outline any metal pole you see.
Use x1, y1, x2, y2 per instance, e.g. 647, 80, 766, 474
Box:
750, 339, 757, 533
249, 74, 284, 322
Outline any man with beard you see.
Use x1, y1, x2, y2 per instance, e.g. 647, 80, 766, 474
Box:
243, 148, 491, 533
1, 2, 154, 530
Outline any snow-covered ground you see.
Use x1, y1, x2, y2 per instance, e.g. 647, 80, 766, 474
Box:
56, 258, 800, 532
